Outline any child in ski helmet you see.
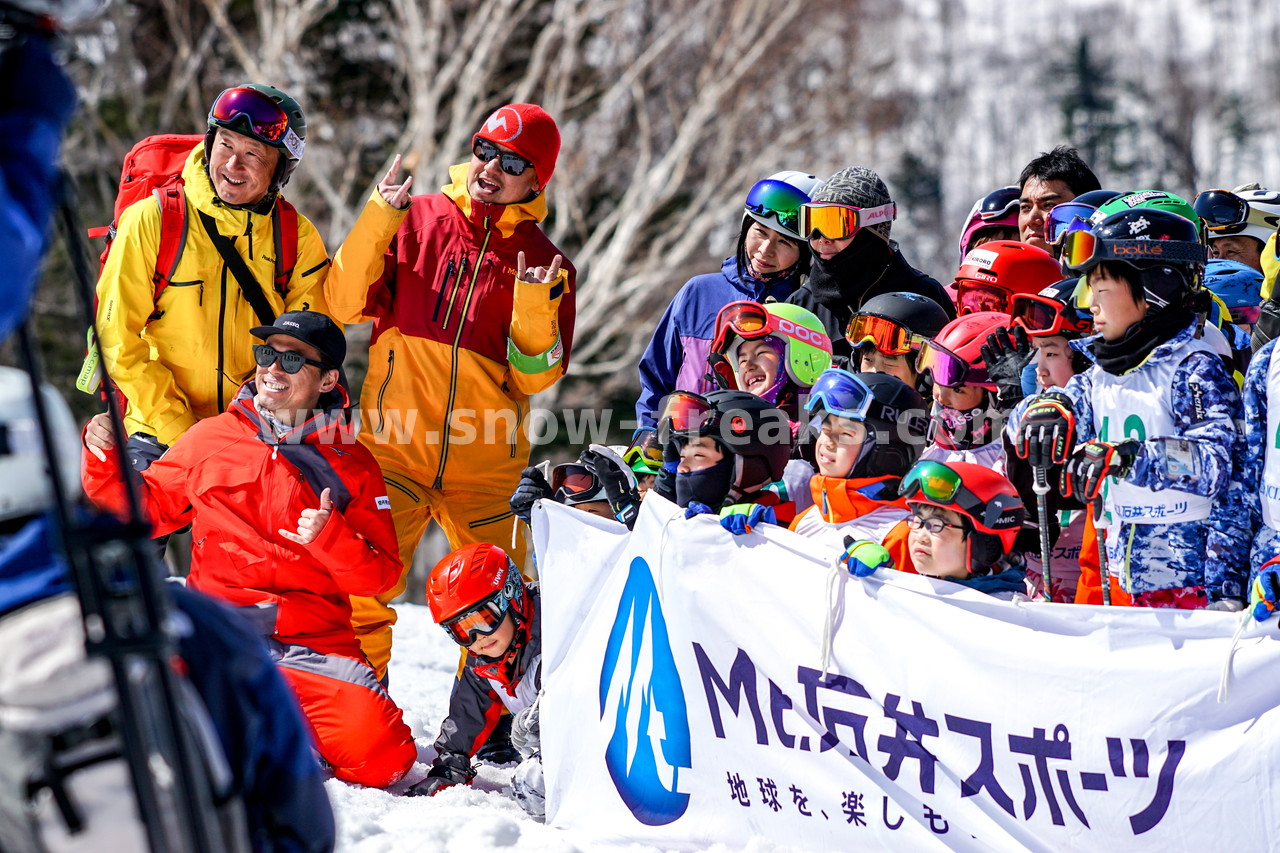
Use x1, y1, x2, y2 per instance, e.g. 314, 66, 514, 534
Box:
411, 544, 543, 806
915, 311, 1011, 469
790, 368, 929, 572
1008, 277, 1094, 390
1014, 205, 1246, 609
621, 429, 663, 496
635, 170, 821, 427
707, 300, 832, 422
952, 240, 1064, 316
510, 446, 640, 526
899, 459, 1029, 599
846, 291, 950, 392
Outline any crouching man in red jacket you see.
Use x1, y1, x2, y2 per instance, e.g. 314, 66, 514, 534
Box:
82, 310, 416, 788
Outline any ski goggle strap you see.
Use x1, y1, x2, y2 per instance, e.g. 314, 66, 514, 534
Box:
744, 179, 810, 235
1010, 294, 1090, 337
805, 368, 874, 421
441, 596, 508, 646
1045, 202, 1097, 247
915, 339, 978, 388
955, 281, 1011, 315
845, 312, 924, 355
1061, 230, 1208, 272
799, 202, 897, 241
657, 392, 715, 443
712, 301, 772, 353
1193, 189, 1249, 233
977, 186, 1020, 220
209, 87, 303, 158
900, 459, 1021, 532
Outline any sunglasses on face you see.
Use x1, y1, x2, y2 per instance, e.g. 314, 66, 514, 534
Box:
252, 344, 329, 374
656, 391, 716, 445
915, 339, 989, 389
549, 463, 601, 504
473, 138, 534, 177
440, 597, 508, 646
1009, 293, 1092, 337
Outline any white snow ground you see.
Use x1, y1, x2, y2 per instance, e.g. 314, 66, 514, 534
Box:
326, 603, 813, 853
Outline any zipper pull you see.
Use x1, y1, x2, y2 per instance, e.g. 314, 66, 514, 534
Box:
272, 445, 278, 459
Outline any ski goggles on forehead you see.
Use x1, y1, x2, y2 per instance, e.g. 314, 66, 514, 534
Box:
1193, 189, 1250, 233
805, 368, 873, 421
252, 344, 329, 374
1045, 202, 1097, 247
977, 186, 1020, 220
954, 280, 1011, 315
845, 312, 924, 355
473, 137, 533, 177
714, 301, 771, 348
798, 202, 897, 241
915, 339, 986, 389
1061, 230, 1207, 272
1010, 293, 1090, 337
656, 391, 715, 443
210, 87, 291, 145
624, 430, 664, 470
900, 459, 1017, 531
440, 596, 509, 646
744, 179, 809, 234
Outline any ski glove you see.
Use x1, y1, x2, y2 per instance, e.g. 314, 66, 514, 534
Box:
1250, 569, 1280, 623
1061, 439, 1140, 501
684, 501, 715, 519
842, 536, 893, 577
1015, 392, 1076, 469
511, 697, 542, 760
979, 325, 1033, 407
718, 503, 776, 535
510, 466, 553, 522
580, 446, 640, 528
407, 751, 474, 797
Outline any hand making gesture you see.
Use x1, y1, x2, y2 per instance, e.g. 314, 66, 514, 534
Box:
280, 487, 333, 545
517, 251, 564, 284
378, 154, 413, 210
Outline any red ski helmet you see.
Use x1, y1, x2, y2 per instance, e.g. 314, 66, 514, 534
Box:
427, 544, 530, 644
915, 311, 1009, 392
953, 240, 1064, 316
901, 459, 1026, 574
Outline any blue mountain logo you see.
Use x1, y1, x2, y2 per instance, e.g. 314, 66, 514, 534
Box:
599, 556, 692, 825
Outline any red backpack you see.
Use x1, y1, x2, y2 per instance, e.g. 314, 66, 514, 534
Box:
78, 134, 299, 393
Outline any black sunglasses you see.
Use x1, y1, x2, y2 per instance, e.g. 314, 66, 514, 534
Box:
473, 138, 533, 177
253, 344, 330, 375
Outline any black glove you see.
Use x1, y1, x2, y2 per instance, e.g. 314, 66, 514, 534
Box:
406, 751, 474, 797
579, 446, 641, 528
979, 325, 1033, 407
1014, 392, 1076, 469
1252, 298, 1280, 353
510, 466, 553, 522
651, 433, 681, 502
1061, 439, 1141, 501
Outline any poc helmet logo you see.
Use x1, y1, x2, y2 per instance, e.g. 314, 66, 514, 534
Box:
599, 557, 692, 825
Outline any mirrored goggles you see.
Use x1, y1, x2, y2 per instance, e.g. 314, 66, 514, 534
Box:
1231, 305, 1262, 326
901, 459, 1021, 532
441, 597, 508, 646
550, 463, 602, 504
1044, 202, 1097, 247
744, 179, 809, 235
252, 344, 329, 374
1009, 293, 1091, 337
954, 281, 1011, 315
1061, 229, 1207, 272
473, 137, 534, 177
845, 312, 924, 355
804, 368, 873, 421
1193, 189, 1249, 233
623, 430, 664, 472
915, 339, 984, 389
210, 87, 291, 145
656, 391, 715, 444
977, 186, 1020, 220
799, 202, 897, 241
712, 301, 771, 352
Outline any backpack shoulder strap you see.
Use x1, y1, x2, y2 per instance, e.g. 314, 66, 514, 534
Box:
152, 186, 188, 302
271, 198, 298, 296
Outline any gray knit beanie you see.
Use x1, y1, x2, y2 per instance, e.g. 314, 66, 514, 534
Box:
811, 166, 894, 241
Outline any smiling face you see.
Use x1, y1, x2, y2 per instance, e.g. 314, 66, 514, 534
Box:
743, 221, 801, 277
1087, 266, 1147, 342
207, 128, 279, 206
253, 334, 338, 425
907, 506, 969, 579
467, 138, 540, 205
1209, 235, 1264, 272
735, 338, 782, 396
466, 612, 516, 658
815, 414, 867, 477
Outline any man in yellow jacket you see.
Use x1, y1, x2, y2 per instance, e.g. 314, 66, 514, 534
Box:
328, 103, 576, 680
96, 84, 332, 467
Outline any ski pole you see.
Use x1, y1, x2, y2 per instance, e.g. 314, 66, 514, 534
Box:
1032, 464, 1054, 602
1092, 497, 1111, 606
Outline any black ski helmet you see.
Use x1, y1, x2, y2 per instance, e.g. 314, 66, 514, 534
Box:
854, 292, 950, 342
701, 390, 792, 493
205, 83, 307, 205
1065, 207, 1207, 310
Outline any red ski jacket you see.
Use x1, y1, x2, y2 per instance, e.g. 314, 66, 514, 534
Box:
82, 382, 401, 658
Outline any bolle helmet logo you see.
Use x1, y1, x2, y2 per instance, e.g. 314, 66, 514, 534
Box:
599, 557, 692, 826
483, 107, 524, 143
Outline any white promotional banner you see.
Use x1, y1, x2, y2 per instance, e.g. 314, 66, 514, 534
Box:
533, 494, 1280, 852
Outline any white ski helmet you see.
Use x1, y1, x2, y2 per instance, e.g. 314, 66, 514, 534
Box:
0, 367, 82, 523
1227, 188, 1280, 246
743, 170, 822, 242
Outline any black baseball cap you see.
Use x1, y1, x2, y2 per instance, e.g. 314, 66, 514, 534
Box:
251, 310, 345, 367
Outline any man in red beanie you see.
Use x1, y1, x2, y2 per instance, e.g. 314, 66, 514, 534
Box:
327, 103, 576, 684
